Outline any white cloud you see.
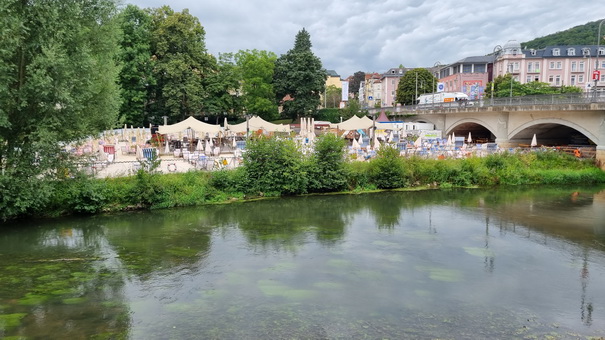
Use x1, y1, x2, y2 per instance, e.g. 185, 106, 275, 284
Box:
126, 0, 604, 77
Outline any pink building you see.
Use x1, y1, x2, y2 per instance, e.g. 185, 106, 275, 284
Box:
380, 68, 406, 107
437, 56, 495, 99
493, 40, 605, 92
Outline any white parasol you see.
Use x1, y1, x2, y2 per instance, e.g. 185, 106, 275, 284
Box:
531, 134, 537, 147
467, 132, 472, 144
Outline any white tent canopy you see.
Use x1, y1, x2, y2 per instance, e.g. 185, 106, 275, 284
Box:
330, 115, 374, 130
158, 116, 223, 135
226, 115, 291, 133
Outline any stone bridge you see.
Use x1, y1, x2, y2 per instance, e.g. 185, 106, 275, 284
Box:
369, 102, 605, 169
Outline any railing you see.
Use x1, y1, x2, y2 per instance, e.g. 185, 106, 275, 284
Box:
370, 92, 605, 114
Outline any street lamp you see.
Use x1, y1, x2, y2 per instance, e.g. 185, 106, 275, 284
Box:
492, 45, 502, 105
508, 63, 514, 104
433, 61, 441, 108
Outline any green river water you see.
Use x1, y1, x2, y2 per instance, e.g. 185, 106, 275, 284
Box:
1, 186, 605, 339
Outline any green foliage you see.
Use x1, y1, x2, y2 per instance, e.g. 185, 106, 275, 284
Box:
208, 167, 246, 194
324, 85, 341, 109
344, 161, 373, 191
396, 68, 436, 105
522, 19, 605, 48
234, 50, 279, 121
149, 6, 213, 121
348, 71, 365, 96
0, 0, 121, 220
368, 145, 410, 189
316, 108, 341, 123
242, 136, 307, 195
485, 76, 583, 98
274, 28, 326, 120
52, 175, 109, 215
307, 133, 347, 192
117, 5, 155, 126
339, 98, 367, 119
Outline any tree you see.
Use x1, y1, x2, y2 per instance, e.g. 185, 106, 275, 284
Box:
0, 0, 122, 220
235, 50, 279, 121
348, 71, 365, 97
274, 28, 326, 120
149, 6, 213, 123
117, 5, 155, 126
202, 53, 242, 122
324, 85, 341, 108
395, 68, 436, 105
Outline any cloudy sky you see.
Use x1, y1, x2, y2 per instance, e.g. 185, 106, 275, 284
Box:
125, 0, 604, 78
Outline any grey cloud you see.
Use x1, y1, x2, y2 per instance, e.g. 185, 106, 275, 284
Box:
128, 0, 603, 77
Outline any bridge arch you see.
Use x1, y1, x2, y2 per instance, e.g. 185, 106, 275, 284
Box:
508, 118, 600, 146
446, 118, 498, 143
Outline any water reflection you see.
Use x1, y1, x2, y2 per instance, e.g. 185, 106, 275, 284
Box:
1, 185, 605, 338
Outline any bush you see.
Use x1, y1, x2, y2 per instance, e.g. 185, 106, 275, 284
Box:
242, 136, 307, 195
307, 133, 347, 192
368, 145, 409, 189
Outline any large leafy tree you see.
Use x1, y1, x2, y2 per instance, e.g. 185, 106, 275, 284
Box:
202, 53, 242, 121
0, 0, 122, 219
235, 49, 279, 121
274, 28, 326, 120
348, 71, 365, 97
117, 5, 155, 126
395, 68, 436, 105
149, 6, 213, 123
324, 85, 341, 108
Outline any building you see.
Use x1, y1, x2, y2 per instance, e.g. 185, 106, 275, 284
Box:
437, 55, 495, 99
380, 68, 407, 107
492, 40, 605, 93
359, 73, 382, 108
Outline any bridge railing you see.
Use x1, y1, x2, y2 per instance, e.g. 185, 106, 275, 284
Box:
370, 92, 605, 114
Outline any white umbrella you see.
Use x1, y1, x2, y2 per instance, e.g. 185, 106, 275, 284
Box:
446, 134, 452, 146
164, 139, 170, 154
351, 137, 361, 150
208, 137, 214, 147
467, 132, 472, 144
357, 134, 363, 147
232, 135, 237, 149
414, 137, 422, 147
372, 132, 379, 151
387, 131, 394, 143
531, 134, 537, 147
205, 140, 212, 154
196, 139, 203, 151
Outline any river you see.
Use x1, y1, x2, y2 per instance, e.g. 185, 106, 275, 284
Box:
1, 186, 605, 339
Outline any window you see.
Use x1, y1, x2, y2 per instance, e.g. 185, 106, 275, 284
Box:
463, 64, 472, 73
567, 48, 575, 56
549, 61, 555, 69
579, 61, 585, 72
555, 75, 561, 86
548, 75, 554, 83
553, 48, 560, 56
599, 47, 605, 56
571, 75, 576, 85
530, 49, 537, 56
571, 61, 577, 72
526, 76, 533, 83
583, 48, 591, 56
579, 75, 584, 83
556, 61, 562, 69
475, 64, 486, 73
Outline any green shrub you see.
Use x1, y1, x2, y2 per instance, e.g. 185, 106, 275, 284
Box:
308, 133, 347, 192
368, 145, 409, 189
344, 161, 373, 191
242, 136, 307, 195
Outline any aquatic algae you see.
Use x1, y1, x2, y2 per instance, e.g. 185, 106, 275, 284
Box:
326, 259, 352, 268
257, 280, 315, 300
415, 266, 464, 282
312, 281, 344, 289
261, 262, 297, 273
62, 297, 87, 305
371, 240, 404, 249
166, 247, 199, 257
463, 247, 495, 258
0, 313, 27, 331
18, 293, 48, 305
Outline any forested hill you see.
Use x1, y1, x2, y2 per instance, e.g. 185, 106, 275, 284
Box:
522, 19, 605, 48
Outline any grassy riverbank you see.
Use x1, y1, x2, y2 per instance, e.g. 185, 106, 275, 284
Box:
31, 141, 605, 219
